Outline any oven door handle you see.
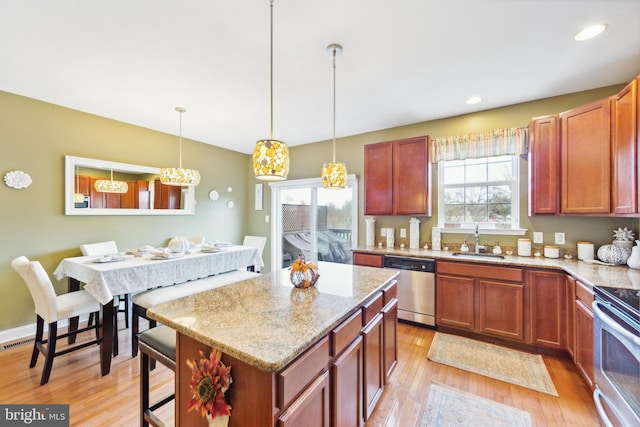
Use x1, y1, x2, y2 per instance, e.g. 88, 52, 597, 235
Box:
593, 300, 640, 347
593, 387, 618, 427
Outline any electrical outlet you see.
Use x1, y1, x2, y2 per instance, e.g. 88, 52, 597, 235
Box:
555, 232, 565, 245
533, 232, 543, 244
400, 228, 407, 238
265, 215, 269, 223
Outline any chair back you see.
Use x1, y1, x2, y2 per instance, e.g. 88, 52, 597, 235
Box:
80, 241, 119, 256
11, 256, 58, 323
242, 236, 267, 272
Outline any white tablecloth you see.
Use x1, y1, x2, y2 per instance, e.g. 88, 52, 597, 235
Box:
53, 245, 263, 304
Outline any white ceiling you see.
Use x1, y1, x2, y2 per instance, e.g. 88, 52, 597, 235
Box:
1, 0, 639, 154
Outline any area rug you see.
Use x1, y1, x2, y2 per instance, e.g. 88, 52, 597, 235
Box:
427, 332, 558, 396
419, 382, 533, 427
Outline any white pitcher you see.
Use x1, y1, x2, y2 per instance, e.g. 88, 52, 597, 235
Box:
627, 240, 640, 269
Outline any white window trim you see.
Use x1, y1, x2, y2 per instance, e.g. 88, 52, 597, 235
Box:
436, 156, 527, 236
269, 174, 359, 271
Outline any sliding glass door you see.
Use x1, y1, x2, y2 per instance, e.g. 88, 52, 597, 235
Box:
269, 176, 358, 270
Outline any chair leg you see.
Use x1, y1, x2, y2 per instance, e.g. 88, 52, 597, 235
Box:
122, 294, 130, 329
140, 351, 150, 427
112, 307, 119, 357
41, 322, 58, 385
30, 316, 44, 368
94, 311, 100, 340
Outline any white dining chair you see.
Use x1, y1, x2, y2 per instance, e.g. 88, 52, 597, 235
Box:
11, 256, 101, 385
242, 235, 267, 272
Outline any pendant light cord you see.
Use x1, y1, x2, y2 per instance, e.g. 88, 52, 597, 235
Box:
270, 0, 274, 141
332, 47, 337, 163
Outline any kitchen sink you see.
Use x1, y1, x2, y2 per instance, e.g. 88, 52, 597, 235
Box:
451, 251, 505, 259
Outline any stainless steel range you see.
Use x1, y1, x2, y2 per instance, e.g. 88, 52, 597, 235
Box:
383, 255, 435, 327
593, 286, 640, 427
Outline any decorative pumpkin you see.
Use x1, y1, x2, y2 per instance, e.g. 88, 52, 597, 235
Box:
168, 237, 190, 254
597, 244, 631, 265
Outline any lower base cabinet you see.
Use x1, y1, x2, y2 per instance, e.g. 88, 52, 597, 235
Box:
278, 371, 331, 427
382, 298, 398, 381
332, 336, 364, 427
362, 313, 384, 421
574, 279, 595, 390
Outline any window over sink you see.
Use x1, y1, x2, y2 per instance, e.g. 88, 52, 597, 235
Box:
437, 155, 522, 233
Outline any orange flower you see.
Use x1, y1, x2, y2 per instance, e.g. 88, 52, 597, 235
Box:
186, 349, 232, 420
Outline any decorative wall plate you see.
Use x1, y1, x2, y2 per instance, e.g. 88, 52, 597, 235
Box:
208, 190, 219, 201
4, 170, 32, 189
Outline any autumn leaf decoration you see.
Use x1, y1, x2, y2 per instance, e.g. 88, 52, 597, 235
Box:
186, 349, 232, 420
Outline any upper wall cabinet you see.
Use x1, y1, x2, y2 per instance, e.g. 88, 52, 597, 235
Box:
528, 115, 560, 215
560, 98, 612, 214
528, 75, 639, 217
611, 78, 638, 215
364, 136, 431, 216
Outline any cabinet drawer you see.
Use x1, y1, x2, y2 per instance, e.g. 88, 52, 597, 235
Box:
575, 279, 594, 309
278, 336, 330, 409
331, 310, 363, 357
362, 292, 383, 326
353, 252, 383, 268
437, 261, 522, 282
382, 280, 397, 306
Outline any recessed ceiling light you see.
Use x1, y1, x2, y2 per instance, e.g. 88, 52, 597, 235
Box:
574, 24, 607, 41
466, 96, 482, 105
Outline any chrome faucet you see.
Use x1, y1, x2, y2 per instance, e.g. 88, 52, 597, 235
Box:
475, 224, 486, 253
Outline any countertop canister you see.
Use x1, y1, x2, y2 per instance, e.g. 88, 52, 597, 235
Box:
577, 241, 595, 261
544, 245, 560, 259
517, 238, 531, 257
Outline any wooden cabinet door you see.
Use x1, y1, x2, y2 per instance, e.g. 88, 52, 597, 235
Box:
364, 142, 393, 215
393, 136, 431, 216
332, 335, 364, 427
75, 175, 90, 196
477, 279, 524, 341
575, 299, 595, 390
565, 275, 576, 359
154, 180, 182, 209
529, 270, 565, 349
278, 370, 330, 427
560, 98, 611, 214
352, 252, 383, 268
89, 177, 106, 208
611, 79, 638, 215
528, 115, 560, 215
119, 180, 137, 209
362, 313, 384, 422
436, 274, 475, 330
382, 298, 398, 382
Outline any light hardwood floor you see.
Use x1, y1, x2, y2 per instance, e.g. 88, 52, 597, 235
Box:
0, 320, 601, 426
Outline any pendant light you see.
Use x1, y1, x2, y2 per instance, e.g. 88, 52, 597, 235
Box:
94, 169, 129, 193
253, 0, 289, 181
321, 43, 347, 189
160, 107, 201, 186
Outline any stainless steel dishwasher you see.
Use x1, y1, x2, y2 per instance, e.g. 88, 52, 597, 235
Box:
383, 255, 435, 327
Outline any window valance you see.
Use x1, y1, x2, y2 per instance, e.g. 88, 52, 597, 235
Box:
431, 126, 528, 163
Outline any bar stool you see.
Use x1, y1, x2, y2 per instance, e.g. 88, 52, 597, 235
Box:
139, 325, 176, 427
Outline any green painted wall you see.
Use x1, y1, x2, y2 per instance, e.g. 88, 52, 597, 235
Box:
0, 91, 253, 330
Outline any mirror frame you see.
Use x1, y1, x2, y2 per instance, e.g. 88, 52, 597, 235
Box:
65, 155, 196, 216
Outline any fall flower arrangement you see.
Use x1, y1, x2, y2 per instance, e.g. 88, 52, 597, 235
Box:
289, 255, 319, 288
187, 349, 232, 423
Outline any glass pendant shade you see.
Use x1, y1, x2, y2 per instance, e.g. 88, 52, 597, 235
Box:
161, 106, 200, 187
159, 167, 201, 186
321, 161, 347, 189
253, 139, 289, 181
94, 177, 128, 193
73, 193, 85, 203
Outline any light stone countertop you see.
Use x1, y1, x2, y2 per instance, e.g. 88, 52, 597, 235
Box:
354, 246, 640, 292
146, 262, 399, 372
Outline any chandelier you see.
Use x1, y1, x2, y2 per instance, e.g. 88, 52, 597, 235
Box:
253, 0, 289, 181
94, 169, 128, 194
321, 43, 347, 189
160, 107, 201, 186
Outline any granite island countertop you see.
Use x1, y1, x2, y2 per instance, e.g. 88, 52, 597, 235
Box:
146, 261, 399, 372
354, 246, 640, 292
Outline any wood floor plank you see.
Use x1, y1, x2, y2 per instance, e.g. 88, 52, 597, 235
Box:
0, 321, 600, 426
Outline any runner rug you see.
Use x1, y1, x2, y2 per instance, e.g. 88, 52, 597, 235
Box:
419, 382, 533, 427
427, 332, 558, 396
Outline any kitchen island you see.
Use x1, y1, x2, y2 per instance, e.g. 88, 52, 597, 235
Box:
147, 261, 399, 426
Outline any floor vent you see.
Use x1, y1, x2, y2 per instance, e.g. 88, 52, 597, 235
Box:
0, 337, 35, 351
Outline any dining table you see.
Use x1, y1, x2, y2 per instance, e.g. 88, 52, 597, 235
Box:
53, 244, 263, 375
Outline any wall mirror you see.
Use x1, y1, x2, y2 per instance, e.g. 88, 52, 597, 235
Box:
65, 155, 196, 216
